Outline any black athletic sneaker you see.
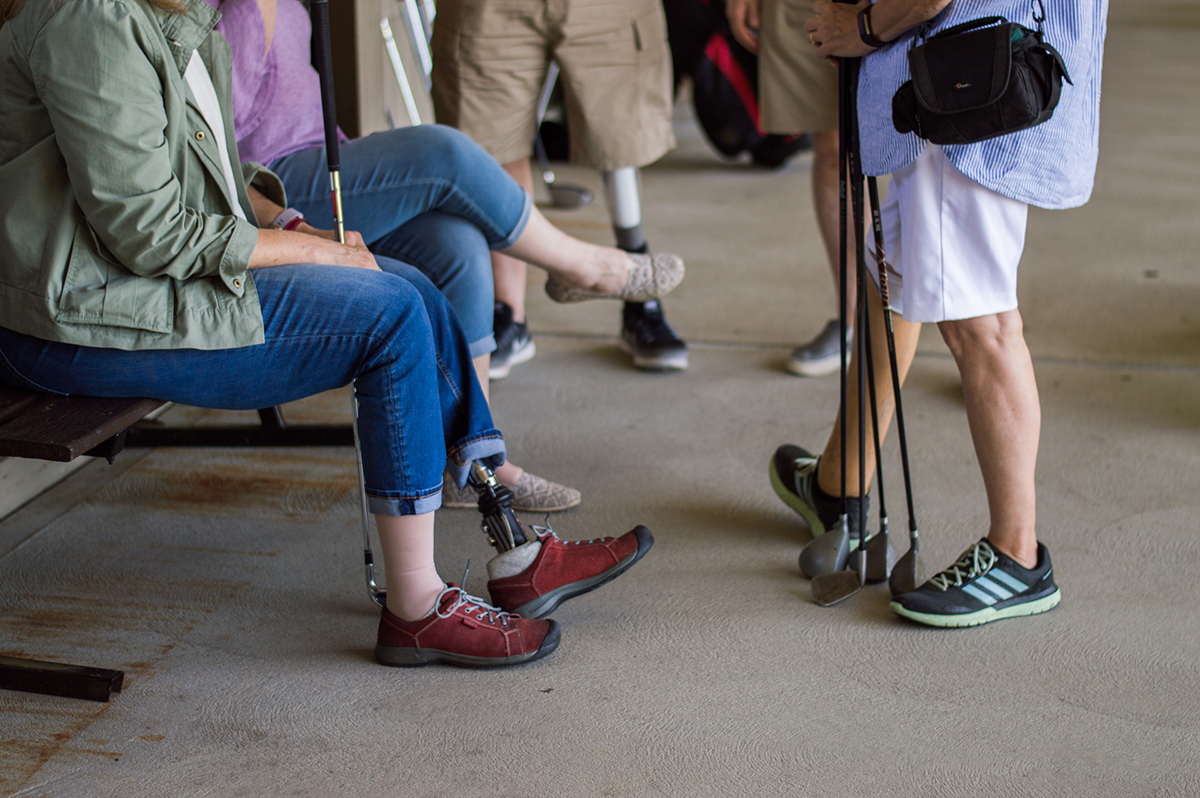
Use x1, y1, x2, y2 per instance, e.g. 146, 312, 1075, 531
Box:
490, 301, 535, 380
620, 300, 688, 371
769, 444, 869, 544
890, 539, 1061, 628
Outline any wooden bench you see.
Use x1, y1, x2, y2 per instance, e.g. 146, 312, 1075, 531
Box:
0, 386, 165, 463
0, 384, 354, 701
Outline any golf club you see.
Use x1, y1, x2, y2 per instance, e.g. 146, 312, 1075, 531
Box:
866, 174, 925, 597
813, 54, 871, 606
798, 45, 852, 580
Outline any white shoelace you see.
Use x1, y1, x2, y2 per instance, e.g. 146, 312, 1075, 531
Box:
929, 541, 997, 592
530, 523, 601, 546
434, 583, 513, 627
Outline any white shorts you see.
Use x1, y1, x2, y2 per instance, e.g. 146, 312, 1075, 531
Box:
869, 145, 1029, 323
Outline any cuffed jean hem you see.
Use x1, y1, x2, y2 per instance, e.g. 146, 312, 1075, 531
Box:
468, 333, 497, 359
445, 430, 507, 488
490, 191, 533, 251
367, 490, 443, 517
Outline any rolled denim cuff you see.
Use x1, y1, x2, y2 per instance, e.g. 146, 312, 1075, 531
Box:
468, 333, 497, 360
490, 191, 532, 251
366, 488, 442, 517
445, 429, 507, 488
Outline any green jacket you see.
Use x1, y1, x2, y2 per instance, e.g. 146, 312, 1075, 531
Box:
0, 0, 286, 350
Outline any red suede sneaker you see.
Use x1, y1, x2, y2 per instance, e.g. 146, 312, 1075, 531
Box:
375, 584, 560, 668
488, 525, 654, 619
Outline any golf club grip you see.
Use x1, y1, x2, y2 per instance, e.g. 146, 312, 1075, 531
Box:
310, 0, 341, 172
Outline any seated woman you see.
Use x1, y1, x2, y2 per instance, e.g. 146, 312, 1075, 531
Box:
209, 0, 685, 512
0, 0, 652, 667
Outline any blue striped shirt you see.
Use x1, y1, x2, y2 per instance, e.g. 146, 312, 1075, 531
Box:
857, 0, 1108, 209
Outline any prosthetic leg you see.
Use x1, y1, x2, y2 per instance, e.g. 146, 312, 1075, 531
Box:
466, 461, 552, 583
466, 457, 656, 619
467, 461, 530, 552
601, 168, 688, 372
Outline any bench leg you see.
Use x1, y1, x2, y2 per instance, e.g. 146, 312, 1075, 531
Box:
0, 655, 124, 702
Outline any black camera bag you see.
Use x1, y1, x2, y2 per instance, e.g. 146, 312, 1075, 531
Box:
891, 15, 1071, 145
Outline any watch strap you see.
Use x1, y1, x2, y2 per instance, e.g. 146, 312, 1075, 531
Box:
271, 207, 307, 231
857, 5, 888, 49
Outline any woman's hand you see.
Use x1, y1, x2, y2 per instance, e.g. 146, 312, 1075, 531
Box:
319, 233, 381, 272
249, 227, 380, 271
293, 226, 380, 270
805, 0, 873, 60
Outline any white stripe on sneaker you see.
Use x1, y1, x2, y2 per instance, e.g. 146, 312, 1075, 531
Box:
990, 568, 1030, 593
973, 575, 1013, 601
962, 584, 998, 605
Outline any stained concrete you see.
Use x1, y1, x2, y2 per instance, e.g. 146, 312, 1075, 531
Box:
3, 2, 1200, 795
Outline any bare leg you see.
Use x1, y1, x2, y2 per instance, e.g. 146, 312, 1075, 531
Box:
492, 160, 535, 323
811, 130, 857, 324
376, 513, 444, 621
492, 159, 637, 299
817, 279, 921, 496
938, 310, 1040, 568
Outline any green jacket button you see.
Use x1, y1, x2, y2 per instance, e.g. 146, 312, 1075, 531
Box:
195, 131, 205, 141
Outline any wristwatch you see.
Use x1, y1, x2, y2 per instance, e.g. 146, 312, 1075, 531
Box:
857, 4, 888, 49
271, 207, 307, 231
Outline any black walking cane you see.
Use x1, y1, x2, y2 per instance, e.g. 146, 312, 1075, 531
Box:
310, 0, 386, 606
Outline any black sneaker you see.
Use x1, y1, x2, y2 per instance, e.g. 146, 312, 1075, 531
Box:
890, 539, 1061, 628
620, 300, 688, 371
489, 301, 535, 380
769, 444, 868, 543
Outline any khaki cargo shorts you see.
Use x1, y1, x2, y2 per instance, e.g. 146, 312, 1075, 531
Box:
758, 0, 839, 134
431, 0, 676, 171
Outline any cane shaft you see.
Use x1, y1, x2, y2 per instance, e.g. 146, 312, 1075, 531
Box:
310, 0, 346, 243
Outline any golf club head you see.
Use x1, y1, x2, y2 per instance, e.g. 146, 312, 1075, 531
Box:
811, 569, 864, 607
548, 183, 593, 209
888, 547, 925, 596
799, 524, 850, 579
863, 531, 896, 584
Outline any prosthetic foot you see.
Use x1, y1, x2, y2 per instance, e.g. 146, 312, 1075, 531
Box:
468, 462, 654, 618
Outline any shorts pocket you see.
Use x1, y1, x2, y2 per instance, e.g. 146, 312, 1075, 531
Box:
55, 222, 173, 334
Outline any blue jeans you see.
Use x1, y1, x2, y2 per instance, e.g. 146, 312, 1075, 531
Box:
0, 261, 505, 516
269, 125, 533, 358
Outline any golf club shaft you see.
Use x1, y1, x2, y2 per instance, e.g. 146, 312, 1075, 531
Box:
867, 176, 918, 536
848, 56, 867, 578
836, 52, 849, 523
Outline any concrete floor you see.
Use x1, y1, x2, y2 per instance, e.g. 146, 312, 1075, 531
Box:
3, 2, 1199, 795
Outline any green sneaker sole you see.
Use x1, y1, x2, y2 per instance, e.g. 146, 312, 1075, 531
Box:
768, 455, 827, 538
890, 588, 1061, 628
